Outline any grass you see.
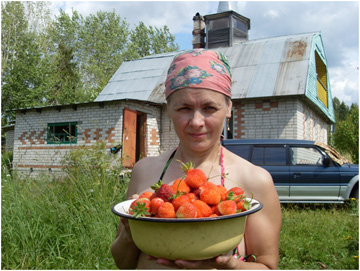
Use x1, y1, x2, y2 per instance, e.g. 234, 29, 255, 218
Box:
1, 145, 359, 269
279, 203, 359, 270
1, 144, 129, 269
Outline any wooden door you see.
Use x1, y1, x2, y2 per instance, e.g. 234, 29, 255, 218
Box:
122, 108, 137, 168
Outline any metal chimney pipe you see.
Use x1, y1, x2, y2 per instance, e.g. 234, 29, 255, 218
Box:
218, 1, 231, 12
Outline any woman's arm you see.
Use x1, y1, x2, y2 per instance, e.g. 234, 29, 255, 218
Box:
111, 219, 140, 269
111, 160, 148, 269
241, 167, 282, 269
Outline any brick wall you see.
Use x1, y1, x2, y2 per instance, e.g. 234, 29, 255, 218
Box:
160, 105, 179, 153
232, 97, 329, 143
12, 97, 329, 175
146, 106, 162, 157
300, 102, 328, 143
13, 101, 162, 175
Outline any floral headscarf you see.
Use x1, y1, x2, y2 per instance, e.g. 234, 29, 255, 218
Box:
165, 49, 232, 99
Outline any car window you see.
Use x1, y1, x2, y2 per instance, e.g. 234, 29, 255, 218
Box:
251, 146, 286, 166
290, 147, 323, 166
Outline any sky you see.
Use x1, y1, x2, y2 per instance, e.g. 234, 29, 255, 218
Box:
49, 0, 359, 106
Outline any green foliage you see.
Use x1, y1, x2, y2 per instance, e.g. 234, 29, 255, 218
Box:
3, 167, 358, 270
1, 2, 179, 124
1, 1, 28, 75
1, 142, 129, 269
331, 98, 359, 163
1, 150, 13, 176
1, 1, 51, 115
61, 142, 124, 180
2, 143, 359, 270
126, 22, 179, 60
78, 10, 130, 97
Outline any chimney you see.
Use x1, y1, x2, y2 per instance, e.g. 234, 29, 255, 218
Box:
204, 1, 250, 49
192, 12, 206, 49
217, 1, 232, 12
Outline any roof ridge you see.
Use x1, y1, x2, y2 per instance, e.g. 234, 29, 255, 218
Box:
246, 31, 320, 43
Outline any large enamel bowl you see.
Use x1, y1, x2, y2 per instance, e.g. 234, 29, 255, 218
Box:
112, 198, 262, 260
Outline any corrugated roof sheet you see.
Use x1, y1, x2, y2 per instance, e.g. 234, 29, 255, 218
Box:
95, 32, 318, 104
95, 51, 177, 103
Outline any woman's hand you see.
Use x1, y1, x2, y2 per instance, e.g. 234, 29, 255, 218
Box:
147, 253, 239, 269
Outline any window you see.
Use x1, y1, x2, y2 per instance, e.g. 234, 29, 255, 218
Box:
233, 17, 248, 33
226, 145, 251, 160
209, 17, 229, 30
290, 147, 323, 165
47, 122, 77, 144
224, 110, 234, 139
315, 51, 328, 107
251, 146, 287, 166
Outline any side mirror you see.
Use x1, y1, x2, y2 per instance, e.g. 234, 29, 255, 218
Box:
322, 157, 331, 167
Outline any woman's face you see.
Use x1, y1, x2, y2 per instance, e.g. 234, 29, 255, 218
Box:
167, 88, 232, 152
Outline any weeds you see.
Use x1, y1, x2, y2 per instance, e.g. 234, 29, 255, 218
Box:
1, 144, 129, 269
1, 145, 359, 269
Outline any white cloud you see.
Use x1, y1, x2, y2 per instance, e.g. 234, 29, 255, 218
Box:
330, 64, 359, 106
263, 9, 279, 19
51, 1, 215, 33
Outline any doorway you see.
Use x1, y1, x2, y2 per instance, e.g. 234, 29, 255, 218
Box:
122, 108, 147, 168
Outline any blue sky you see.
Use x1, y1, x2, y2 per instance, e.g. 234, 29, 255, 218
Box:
51, 1, 359, 106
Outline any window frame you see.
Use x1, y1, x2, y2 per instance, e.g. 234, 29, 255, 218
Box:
315, 51, 328, 107
47, 122, 78, 144
251, 145, 287, 166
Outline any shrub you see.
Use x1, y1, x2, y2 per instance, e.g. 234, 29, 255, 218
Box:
1, 150, 13, 176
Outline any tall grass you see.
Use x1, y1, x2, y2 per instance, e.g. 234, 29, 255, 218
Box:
1, 143, 129, 269
1, 144, 359, 269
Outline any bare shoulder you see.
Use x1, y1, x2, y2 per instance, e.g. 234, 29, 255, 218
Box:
223, 148, 275, 198
126, 149, 175, 197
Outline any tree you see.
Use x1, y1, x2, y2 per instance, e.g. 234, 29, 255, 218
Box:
126, 22, 179, 60
333, 97, 350, 122
78, 10, 130, 98
46, 9, 84, 104
1, 1, 27, 76
126, 22, 151, 60
1, 1, 51, 120
47, 43, 83, 104
1, 2, 179, 125
332, 98, 359, 164
149, 25, 178, 55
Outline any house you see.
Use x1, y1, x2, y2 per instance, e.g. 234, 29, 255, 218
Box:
7, 4, 335, 176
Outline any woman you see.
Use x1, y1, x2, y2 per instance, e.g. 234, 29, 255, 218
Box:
111, 49, 281, 269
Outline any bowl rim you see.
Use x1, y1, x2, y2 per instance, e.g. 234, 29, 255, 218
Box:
112, 198, 263, 223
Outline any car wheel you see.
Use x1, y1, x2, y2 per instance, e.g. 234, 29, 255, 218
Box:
350, 186, 359, 200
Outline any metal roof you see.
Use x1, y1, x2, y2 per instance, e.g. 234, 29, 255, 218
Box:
95, 32, 318, 104
95, 51, 176, 104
